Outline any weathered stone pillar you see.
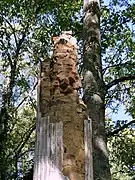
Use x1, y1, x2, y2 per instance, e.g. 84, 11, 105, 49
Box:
33, 31, 93, 180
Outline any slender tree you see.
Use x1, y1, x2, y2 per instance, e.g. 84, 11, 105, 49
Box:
83, 0, 111, 179
0, 0, 135, 179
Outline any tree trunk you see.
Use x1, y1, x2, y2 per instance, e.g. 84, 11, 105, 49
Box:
33, 32, 88, 180
83, 0, 111, 179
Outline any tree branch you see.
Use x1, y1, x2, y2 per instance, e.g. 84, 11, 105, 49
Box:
103, 61, 135, 74
107, 119, 135, 137
13, 123, 36, 158
0, 38, 13, 66
106, 75, 135, 90
17, 148, 34, 159
11, 81, 38, 115
3, 17, 18, 48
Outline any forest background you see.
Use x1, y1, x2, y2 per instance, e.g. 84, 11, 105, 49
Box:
0, 0, 135, 179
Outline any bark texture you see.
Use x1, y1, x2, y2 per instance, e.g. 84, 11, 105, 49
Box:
33, 115, 64, 180
83, 0, 111, 179
34, 31, 87, 180
84, 119, 93, 180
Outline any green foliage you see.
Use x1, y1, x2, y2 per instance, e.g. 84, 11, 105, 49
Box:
0, 0, 135, 179
101, 1, 135, 178
101, 2, 135, 125
107, 119, 135, 179
0, 0, 82, 179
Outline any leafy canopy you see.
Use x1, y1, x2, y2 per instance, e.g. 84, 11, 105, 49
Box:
0, 0, 135, 179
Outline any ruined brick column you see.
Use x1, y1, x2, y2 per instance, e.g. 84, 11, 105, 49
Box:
34, 31, 92, 180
